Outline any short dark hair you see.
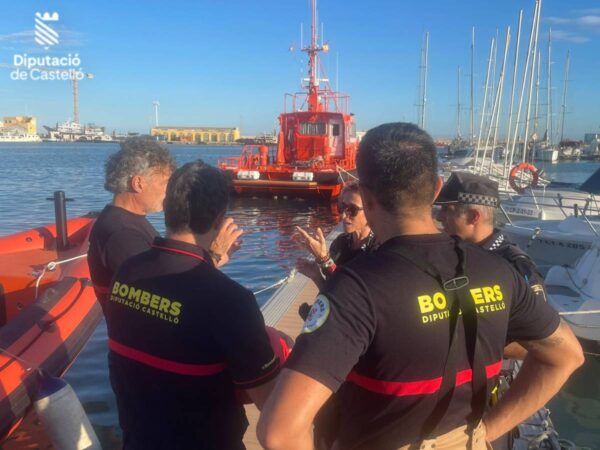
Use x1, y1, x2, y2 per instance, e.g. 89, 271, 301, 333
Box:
357, 122, 438, 213
341, 180, 360, 196
164, 160, 230, 234
105, 138, 175, 194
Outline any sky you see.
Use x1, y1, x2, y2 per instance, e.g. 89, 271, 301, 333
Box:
0, 0, 599, 139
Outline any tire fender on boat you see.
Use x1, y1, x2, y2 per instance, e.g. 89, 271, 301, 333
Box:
33, 375, 101, 450
509, 163, 540, 194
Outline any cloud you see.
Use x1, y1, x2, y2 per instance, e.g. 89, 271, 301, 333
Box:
546, 14, 600, 29
0, 29, 83, 49
551, 29, 591, 43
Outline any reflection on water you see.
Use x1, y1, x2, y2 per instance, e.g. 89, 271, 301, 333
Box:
0, 143, 598, 448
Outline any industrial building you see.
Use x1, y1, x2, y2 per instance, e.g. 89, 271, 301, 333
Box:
151, 126, 240, 144
1, 116, 37, 135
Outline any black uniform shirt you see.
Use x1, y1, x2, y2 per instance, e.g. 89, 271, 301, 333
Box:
106, 237, 280, 450
287, 233, 560, 449
88, 205, 158, 307
481, 228, 548, 304
329, 230, 376, 267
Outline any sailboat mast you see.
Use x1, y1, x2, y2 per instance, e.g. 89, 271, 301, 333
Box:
522, 0, 541, 163
457, 66, 462, 139
534, 50, 541, 135
503, 10, 523, 179
547, 28, 553, 146
559, 50, 571, 143
474, 37, 495, 168
470, 27, 475, 145
418, 31, 429, 129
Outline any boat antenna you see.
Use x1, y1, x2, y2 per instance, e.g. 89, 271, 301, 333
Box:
304, 0, 326, 112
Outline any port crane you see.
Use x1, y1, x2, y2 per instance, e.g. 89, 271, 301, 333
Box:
0, 64, 94, 124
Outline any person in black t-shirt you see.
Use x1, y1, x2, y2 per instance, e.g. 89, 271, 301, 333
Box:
436, 171, 548, 361
257, 123, 583, 450
88, 138, 241, 309
107, 161, 280, 450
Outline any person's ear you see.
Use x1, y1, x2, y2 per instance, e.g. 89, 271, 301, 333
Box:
432, 176, 444, 203
467, 208, 481, 225
130, 175, 144, 194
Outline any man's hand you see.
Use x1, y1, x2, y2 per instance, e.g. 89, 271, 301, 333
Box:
484, 321, 584, 441
296, 226, 328, 261
210, 217, 243, 268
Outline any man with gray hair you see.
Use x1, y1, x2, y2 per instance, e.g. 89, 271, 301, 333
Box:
88, 138, 177, 308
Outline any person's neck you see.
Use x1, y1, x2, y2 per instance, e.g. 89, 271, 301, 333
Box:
112, 193, 146, 216
166, 230, 213, 253
351, 226, 372, 248
473, 226, 496, 246
374, 209, 441, 244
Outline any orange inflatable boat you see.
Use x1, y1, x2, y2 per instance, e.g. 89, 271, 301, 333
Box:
0, 195, 102, 439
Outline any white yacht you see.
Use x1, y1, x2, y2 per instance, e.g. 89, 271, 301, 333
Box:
545, 239, 600, 344
501, 167, 600, 221
502, 215, 598, 267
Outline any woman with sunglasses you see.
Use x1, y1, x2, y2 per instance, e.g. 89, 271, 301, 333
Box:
296, 181, 375, 289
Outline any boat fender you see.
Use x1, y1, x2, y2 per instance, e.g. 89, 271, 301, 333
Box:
236, 326, 293, 404
33, 374, 101, 450
509, 163, 539, 194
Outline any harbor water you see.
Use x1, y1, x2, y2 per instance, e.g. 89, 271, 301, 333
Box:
0, 143, 598, 448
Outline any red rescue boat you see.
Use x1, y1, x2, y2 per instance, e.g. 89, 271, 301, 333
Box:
0, 193, 102, 440
219, 0, 358, 200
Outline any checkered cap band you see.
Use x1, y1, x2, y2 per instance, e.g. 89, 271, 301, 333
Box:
457, 192, 499, 207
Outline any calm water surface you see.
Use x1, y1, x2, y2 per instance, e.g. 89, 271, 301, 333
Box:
0, 143, 598, 448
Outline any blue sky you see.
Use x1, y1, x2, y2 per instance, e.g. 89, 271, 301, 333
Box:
0, 0, 599, 139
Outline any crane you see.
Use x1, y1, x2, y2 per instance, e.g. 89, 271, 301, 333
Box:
0, 64, 94, 124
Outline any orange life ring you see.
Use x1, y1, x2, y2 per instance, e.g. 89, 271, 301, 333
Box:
509, 163, 539, 194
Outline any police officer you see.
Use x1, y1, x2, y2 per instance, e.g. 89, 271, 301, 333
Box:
435, 171, 548, 360
257, 123, 583, 450
106, 161, 280, 450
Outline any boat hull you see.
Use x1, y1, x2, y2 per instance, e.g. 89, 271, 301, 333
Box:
0, 217, 102, 440
222, 169, 352, 200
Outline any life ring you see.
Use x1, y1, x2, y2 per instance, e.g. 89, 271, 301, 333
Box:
509, 163, 539, 194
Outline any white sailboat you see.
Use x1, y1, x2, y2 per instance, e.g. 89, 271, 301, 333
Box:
545, 239, 600, 343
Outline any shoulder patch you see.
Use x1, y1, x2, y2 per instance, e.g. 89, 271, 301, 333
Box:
302, 295, 331, 333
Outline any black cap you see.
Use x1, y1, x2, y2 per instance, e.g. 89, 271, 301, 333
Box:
435, 172, 499, 207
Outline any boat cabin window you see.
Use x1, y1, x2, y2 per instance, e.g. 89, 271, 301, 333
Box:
300, 122, 326, 136
332, 124, 340, 137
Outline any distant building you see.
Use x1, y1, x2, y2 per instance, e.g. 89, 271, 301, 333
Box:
584, 133, 600, 145
151, 126, 240, 144
1, 116, 37, 135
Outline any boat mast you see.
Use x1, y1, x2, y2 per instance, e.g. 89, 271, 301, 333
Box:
521, 0, 541, 163
474, 37, 495, 168
457, 66, 462, 139
306, 0, 322, 112
503, 10, 523, 180
470, 27, 475, 145
559, 50, 571, 143
418, 31, 429, 129
534, 50, 541, 136
546, 28, 553, 146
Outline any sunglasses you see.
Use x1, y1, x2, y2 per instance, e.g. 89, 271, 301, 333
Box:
337, 202, 364, 218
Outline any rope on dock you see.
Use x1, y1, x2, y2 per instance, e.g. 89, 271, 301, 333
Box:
253, 269, 297, 296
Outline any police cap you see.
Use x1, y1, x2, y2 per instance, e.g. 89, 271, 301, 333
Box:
435, 171, 499, 207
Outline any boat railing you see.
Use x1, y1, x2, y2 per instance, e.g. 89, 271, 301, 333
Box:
503, 192, 600, 219
283, 92, 350, 114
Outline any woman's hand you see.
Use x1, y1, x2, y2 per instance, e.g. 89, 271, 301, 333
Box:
210, 217, 243, 268
295, 226, 328, 261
